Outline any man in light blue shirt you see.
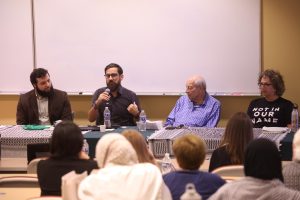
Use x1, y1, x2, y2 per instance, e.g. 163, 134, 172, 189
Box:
165, 75, 220, 127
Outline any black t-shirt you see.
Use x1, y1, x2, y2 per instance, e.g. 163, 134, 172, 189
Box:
247, 97, 293, 128
209, 145, 233, 172
37, 158, 98, 196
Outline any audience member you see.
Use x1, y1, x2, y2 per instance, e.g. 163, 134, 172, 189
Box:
165, 75, 220, 127
78, 133, 172, 200
283, 129, 300, 191
88, 63, 141, 126
209, 138, 300, 199
163, 134, 225, 200
37, 121, 98, 196
122, 129, 156, 165
209, 112, 253, 172
16, 68, 72, 125
247, 69, 293, 128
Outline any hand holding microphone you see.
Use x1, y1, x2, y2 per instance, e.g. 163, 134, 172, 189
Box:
95, 88, 110, 108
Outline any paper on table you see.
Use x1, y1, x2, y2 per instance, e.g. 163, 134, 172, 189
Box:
146, 120, 163, 130
262, 127, 290, 133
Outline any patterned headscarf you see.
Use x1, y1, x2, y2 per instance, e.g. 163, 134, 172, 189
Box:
96, 133, 138, 168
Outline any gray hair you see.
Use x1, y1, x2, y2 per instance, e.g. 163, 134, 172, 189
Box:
189, 75, 206, 91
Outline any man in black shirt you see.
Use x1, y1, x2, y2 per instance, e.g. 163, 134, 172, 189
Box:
88, 63, 141, 126
247, 69, 293, 128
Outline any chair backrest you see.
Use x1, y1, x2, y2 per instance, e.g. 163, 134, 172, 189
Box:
27, 143, 50, 164
28, 197, 62, 200
0, 175, 39, 187
27, 158, 45, 174
155, 159, 176, 174
211, 165, 244, 178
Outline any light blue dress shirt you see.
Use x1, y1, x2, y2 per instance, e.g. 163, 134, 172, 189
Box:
165, 94, 220, 127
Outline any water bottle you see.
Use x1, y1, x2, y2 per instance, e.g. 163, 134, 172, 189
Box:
291, 104, 299, 132
82, 139, 89, 156
104, 107, 111, 128
139, 110, 147, 131
161, 153, 173, 174
180, 183, 202, 200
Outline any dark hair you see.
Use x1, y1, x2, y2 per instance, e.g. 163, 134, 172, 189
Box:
104, 63, 123, 75
220, 112, 253, 164
259, 69, 285, 96
30, 68, 50, 85
244, 138, 283, 182
173, 134, 206, 170
50, 121, 83, 159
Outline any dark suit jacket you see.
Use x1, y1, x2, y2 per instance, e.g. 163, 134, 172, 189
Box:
37, 157, 98, 196
16, 89, 73, 125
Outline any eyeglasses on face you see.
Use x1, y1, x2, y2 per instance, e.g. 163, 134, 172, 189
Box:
258, 82, 272, 87
104, 73, 119, 78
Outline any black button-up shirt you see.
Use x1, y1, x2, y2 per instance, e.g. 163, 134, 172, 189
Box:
92, 86, 140, 126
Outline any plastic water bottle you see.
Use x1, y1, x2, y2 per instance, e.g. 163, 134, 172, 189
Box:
82, 139, 89, 156
139, 110, 147, 131
180, 183, 202, 200
104, 107, 111, 128
161, 153, 173, 174
291, 104, 299, 132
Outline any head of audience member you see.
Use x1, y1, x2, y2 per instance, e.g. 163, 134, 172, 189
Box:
220, 112, 253, 164
30, 68, 54, 97
244, 138, 283, 182
96, 133, 138, 168
258, 69, 285, 100
50, 121, 83, 159
122, 129, 156, 165
185, 75, 206, 104
104, 63, 124, 92
173, 134, 206, 170
292, 129, 300, 161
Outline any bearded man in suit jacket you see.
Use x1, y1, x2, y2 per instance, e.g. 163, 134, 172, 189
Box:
16, 68, 73, 125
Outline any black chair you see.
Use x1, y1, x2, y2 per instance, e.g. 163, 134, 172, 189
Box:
27, 143, 50, 164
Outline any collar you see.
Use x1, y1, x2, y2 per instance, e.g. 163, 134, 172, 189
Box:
35, 90, 48, 100
118, 85, 124, 95
189, 93, 208, 108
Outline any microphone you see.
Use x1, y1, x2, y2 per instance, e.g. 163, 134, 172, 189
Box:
105, 88, 110, 94
104, 88, 110, 106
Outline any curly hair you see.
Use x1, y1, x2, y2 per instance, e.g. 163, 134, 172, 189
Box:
259, 69, 285, 96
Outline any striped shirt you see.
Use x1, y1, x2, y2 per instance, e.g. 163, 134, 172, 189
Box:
165, 93, 220, 127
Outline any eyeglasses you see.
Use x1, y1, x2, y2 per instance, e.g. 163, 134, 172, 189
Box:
104, 73, 119, 78
258, 82, 272, 87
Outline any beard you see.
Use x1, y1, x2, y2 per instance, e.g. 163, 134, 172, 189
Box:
107, 80, 121, 92
36, 85, 54, 97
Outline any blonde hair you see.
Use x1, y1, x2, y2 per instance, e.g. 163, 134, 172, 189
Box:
173, 134, 206, 170
122, 129, 156, 165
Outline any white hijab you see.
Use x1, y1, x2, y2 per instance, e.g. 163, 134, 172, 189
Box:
95, 133, 138, 167
78, 133, 171, 200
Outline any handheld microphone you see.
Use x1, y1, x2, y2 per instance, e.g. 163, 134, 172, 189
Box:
105, 88, 110, 106
105, 88, 110, 94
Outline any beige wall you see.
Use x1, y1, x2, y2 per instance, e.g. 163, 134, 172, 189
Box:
1, 0, 299, 126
